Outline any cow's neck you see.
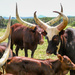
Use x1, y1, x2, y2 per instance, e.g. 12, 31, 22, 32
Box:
51, 60, 68, 75
59, 34, 75, 63
59, 35, 67, 55
51, 60, 61, 73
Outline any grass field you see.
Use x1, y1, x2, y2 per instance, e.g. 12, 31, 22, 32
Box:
0, 29, 70, 75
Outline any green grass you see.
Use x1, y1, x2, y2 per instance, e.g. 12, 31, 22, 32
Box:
0, 29, 70, 75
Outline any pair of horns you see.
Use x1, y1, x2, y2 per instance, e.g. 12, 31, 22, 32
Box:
34, 11, 68, 32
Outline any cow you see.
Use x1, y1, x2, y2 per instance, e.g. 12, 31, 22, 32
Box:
11, 7, 45, 58
10, 3, 48, 58
34, 7, 75, 75
10, 22, 46, 58
3, 54, 75, 75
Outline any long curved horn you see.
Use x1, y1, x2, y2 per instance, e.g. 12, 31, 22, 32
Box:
0, 16, 11, 43
16, 3, 36, 30
54, 11, 68, 31
34, 11, 49, 31
46, 4, 63, 25
0, 35, 11, 66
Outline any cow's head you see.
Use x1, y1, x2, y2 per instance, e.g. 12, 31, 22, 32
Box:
0, 16, 11, 66
34, 10, 68, 54
57, 54, 75, 72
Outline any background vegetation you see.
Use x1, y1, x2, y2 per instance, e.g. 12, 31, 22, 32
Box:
0, 16, 75, 28
0, 16, 75, 75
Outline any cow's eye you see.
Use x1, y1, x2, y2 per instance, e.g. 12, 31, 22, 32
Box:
52, 35, 60, 45
53, 38, 57, 41
52, 35, 59, 42
67, 61, 71, 65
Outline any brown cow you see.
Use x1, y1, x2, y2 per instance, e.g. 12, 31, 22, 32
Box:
10, 4, 46, 58
10, 23, 45, 58
4, 54, 75, 75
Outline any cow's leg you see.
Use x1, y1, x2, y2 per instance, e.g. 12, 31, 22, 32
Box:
11, 39, 14, 52
24, 48, 28, 57
15, 46, 19, 56
31, 51, 35, 58
70, 70, 75, 75
31, 46, 37, 58
11, 41, 13, 50
2, 66, 4, 74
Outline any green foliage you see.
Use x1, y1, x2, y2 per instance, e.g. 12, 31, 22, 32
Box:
39, 17, 53, 22
0, 16, 5, 27
70, 21, 75, 26
0, 16, 75, 28
11, 19, 18, 25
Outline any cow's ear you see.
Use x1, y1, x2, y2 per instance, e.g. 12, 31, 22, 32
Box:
31, 27, 37, 32
42, 30, 47, 36
57, 54, 63, 62
59, 30, 65, 36
33, 27, 37, 31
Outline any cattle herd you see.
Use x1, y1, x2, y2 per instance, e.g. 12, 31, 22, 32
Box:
0, 3, 75, 75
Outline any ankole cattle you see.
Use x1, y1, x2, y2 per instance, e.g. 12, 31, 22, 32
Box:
10, 4, 45, 58
4, 54, 75, 75
11, 4, 63, 58
34, 8, 75, 75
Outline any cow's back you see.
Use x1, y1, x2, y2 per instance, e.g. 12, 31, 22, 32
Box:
11, 23, 24, 46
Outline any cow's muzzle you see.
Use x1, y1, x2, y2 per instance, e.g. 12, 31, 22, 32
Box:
39, 40, 44, 45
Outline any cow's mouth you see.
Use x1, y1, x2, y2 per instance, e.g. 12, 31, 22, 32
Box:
46, 50, 57, 55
